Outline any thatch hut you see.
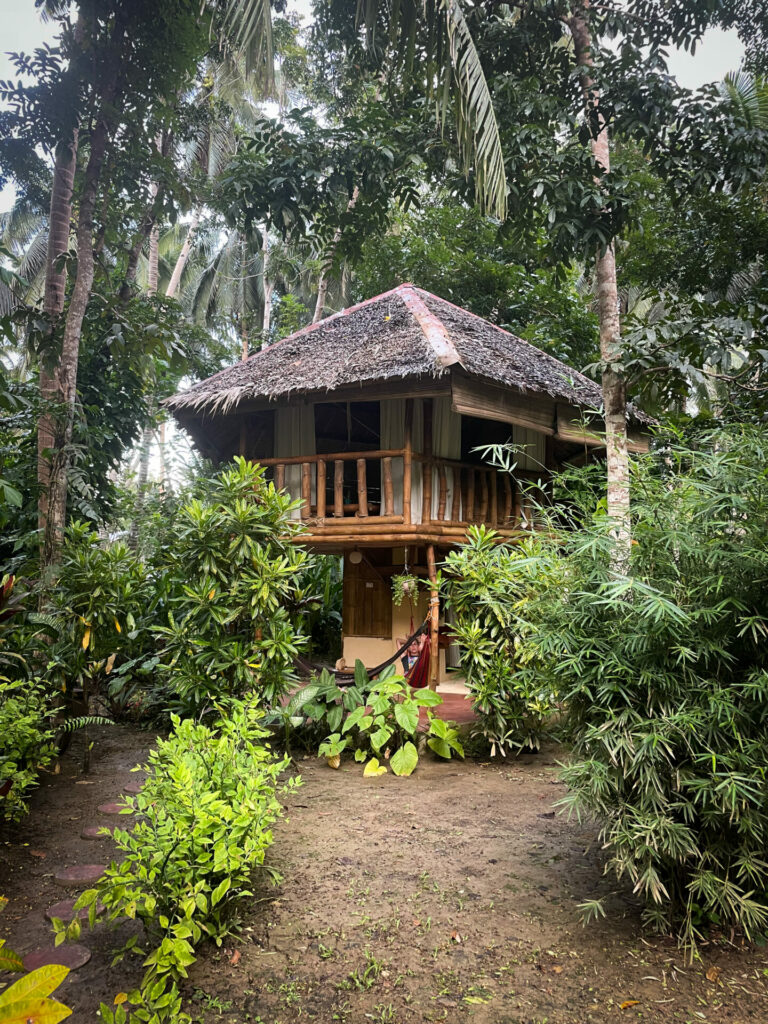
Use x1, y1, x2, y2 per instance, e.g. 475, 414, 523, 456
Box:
167, 283, 649, 684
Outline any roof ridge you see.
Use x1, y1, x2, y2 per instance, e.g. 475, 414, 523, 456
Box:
411, 286, 599, 391
398, 286, 463, 370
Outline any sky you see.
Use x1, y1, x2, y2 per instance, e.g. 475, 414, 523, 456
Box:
0, 2, 747, 211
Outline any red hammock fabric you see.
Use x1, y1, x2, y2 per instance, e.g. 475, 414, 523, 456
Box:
406, 636, 431, 689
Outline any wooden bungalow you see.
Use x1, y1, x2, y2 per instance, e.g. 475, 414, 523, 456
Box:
166, 283, 650, 687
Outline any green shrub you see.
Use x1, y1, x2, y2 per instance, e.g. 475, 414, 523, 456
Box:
44, 522, 159, 716
0, 679, 56, 824
316, 664, 464, 776
442, 525, 559, 754
154, 458, 311, 714
60, 699, 295, 1022
519, 426, 768, 948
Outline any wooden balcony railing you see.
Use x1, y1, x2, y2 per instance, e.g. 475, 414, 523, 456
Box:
258, 448, 547, 530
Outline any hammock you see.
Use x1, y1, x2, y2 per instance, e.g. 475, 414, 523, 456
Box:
294, 620, 430, 684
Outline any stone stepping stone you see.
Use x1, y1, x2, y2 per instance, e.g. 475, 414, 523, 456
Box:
24, 944, 91, 971
123, 780, 145, 795
97, 801, 131, 815
81, 825, 111, 840
54, 864, 106, 887
44, 898, 104, 923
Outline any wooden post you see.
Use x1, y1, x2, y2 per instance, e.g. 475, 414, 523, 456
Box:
403, 399, 413, 525
437, 463, 447, 521
356, 458, 368, 517
275, 463, 285, 492
451, 466, 461, 522
422, 462, 433, 523
490, 470, 498, 526
382, 457, 394, 516
479, 471, 489, 522
316, 459, 326, 519
301, 462, 311, 519
422, 398, 433, 523
239, 420, 247, 458
466, 470, 475, 523
334, 460, 344, 517
502, 474, 513, 524
426, 543, 439, 691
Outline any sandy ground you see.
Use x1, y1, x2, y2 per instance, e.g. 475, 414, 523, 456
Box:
1, 727, 766, 1024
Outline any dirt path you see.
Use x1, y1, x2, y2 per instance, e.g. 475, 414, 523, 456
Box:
191, 752, 767, 1024
0, 726, 152, 1015
1, 730, 766, 1023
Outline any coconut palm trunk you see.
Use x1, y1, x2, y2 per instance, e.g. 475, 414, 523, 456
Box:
569, 5, 630, 548
38, 131, 78, 541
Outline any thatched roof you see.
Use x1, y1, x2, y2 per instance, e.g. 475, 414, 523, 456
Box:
166, 284, 646, 423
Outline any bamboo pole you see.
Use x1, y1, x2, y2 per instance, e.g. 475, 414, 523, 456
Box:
503, 474, 513, 524
490, 470, 498, 526
259, 447, 404, 466
356, 458, 368, 517
451, 466, 461, 522
466, 470, 475, 522
437, 463, 447, 521
422, 463, 432, 524
479, 472, 489, 522
382, 457, 394, 516
316, 459, 326, 519
301, 462, 311, 520
275, 463, 285, 492
403, 399, 413, 525
334, 460, 344, 517
426, 543, 439, 691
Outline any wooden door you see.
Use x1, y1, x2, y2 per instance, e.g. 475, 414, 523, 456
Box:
342, 557, 392, 638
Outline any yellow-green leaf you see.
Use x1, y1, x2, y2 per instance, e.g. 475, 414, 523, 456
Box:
0, 996, 72, 1023
0, 965, 70, 1005
363, 758, 387, 777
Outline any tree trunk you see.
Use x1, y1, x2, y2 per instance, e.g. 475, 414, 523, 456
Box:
41, 27, 126, 570
312, 186, 359, 323
38, 130, 78, 543
569, 7, 630, 549
166, 211, 200, 300
260, 226, 272, 346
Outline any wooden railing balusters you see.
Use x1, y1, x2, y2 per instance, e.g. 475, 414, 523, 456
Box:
275, 463, 285, 492
334, 460, 344, 517
466, 469, 475, 523
450, 466, 461, 522
382, 457, 394, 516
479, 471, 489, 522
301, 462, 311, 520
438, 463, 447, 521
490, 470, 498, 526
357, 458, 368, 517
316, 459, 326, 519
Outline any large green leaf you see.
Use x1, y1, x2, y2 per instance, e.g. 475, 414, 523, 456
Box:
390, 741, 419, 777
414, 689, 443, 707
394, 701, 419, 735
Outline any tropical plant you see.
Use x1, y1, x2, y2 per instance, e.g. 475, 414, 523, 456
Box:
153, 457, 310, 714
442, 525, 560, 754
513, 426, 768, 949
56, 699, 295, 1024
0, 679, 57, 824
321, 665, 464, 776
43, 523, 159, 716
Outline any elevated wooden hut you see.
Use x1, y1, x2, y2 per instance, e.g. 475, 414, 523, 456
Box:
167, 283, 650, 685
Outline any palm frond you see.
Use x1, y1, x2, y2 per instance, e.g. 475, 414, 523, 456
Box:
441, 0, 507, 219
723, 71, 768, 131
356, 0, 507, 220
215, 0, 274, 93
